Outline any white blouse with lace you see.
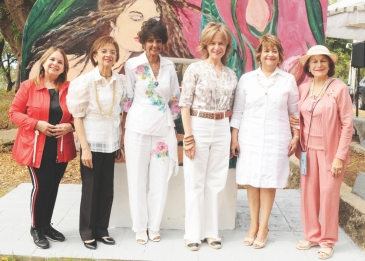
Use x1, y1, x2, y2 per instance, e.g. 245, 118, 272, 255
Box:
66, 66, 125, 153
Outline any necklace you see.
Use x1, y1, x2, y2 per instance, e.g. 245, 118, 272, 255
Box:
256, 74, 279, 95
94, 80, 117, 117
307, 78, 330, 112
149, 58, 160, 77
99, 71, 112, 78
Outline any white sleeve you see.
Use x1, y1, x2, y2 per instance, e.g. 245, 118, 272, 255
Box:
66, 75, 90, 118
230, 75, 246, 130
287, 75, 299, 115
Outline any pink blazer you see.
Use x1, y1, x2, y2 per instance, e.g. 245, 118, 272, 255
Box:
295, 78, 353, 170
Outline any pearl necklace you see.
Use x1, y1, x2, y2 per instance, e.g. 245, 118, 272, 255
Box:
256, 74, 279, 95
94, 80, 117, 118
307, 78, 330, 112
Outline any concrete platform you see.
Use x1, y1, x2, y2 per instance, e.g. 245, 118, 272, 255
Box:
0, 183, 364, 261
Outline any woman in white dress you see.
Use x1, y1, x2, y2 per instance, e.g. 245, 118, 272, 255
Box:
230, 35, 299, 249
122, 18, 180, 244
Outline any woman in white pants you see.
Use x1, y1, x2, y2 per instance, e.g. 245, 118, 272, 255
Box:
122, 19, 180, 244
179, 22, 237, 251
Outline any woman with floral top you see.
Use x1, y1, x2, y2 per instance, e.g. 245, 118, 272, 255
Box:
179, 22, 237, 251
122, 18, 180, 245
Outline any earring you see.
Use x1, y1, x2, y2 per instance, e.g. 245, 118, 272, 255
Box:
94, 60, 98, 64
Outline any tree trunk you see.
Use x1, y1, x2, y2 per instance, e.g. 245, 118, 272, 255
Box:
14, 63, 21, 93
0, 8, 21, 62
4, 0, 33, 34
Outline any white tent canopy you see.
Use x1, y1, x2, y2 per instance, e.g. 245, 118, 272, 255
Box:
326, 0, 365, 40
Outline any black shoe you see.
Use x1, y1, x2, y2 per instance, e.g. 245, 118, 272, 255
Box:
43, 224, 65, 242
30, 227, 49, 249
84, 240, 97, 250
96, 236, 116, 245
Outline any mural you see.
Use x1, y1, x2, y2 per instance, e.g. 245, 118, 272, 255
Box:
22, 0, 328, 85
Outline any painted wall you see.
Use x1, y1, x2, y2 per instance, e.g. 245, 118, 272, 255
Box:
22, 0, 327, 84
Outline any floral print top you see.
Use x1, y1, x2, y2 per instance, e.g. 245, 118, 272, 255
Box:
124, 52, 180, 136
179, 61, 237, 111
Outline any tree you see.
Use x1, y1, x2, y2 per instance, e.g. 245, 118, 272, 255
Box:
0, 0, 36, 91
0, 36, 17, 91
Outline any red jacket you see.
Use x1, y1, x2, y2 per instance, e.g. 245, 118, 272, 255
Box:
8, 79, 76, 168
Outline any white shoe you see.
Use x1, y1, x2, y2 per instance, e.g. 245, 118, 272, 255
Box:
148, 229, 161, 242
136, 231, 148, 245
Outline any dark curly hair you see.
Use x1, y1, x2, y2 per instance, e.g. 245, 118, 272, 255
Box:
138, 18, 168, 45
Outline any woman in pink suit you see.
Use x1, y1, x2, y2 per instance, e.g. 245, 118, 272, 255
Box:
292, 45, 353, 260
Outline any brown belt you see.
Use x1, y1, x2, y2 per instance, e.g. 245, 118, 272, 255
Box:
190, 109, 233, 120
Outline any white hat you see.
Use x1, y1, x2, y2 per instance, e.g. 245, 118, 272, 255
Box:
299, 45, 338, 65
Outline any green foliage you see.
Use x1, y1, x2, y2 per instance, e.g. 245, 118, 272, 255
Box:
0, 88, 16, 130
325, 37, 365, 83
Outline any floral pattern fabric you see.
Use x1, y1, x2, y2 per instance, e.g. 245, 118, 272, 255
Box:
150, 141, 169, 159
179, 61, 238, 111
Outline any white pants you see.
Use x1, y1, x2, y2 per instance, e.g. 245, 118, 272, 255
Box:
125, 129, 170, 232
183, 117, 230, 242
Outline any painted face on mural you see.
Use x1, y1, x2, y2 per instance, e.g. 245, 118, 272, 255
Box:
42, 51, 65, 78
145, 35, 163, 57
207, 32, 227, 62
308, 55, 330, 78
93, 43, 117, 68
111, 0, 160, 52
260, 44, 280, 69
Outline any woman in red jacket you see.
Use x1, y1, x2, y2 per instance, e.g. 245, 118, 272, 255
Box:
8, 47, 76, 249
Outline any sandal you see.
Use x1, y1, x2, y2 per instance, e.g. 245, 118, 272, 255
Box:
206, 238, 222, 249
318, 247, 334, 260
136, 231, 148, 245
148, 229, 161, 242
185, 240, 200, 251
253, 230, 269, 249
244, 235, 257, 246
296, 240, 319, 250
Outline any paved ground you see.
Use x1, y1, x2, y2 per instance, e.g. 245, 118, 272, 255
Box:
0, 184, 364, 261
0, 129, 17, 145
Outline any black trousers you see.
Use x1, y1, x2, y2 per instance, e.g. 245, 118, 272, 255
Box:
28, 157, 67, 229
79, 150, 116, 241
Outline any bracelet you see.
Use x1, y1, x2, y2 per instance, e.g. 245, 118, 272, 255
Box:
294, 135, 299, 139
70, 122, 75, 132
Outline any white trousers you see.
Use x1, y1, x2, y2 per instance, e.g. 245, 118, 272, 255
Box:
125, 129, 170, 232
183, 117, 230, 242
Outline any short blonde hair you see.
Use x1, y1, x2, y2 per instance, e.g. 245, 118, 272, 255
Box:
255, 35, 284, 65
32, 47, 69, 91
89, 36, 120, 67
197, 22, 232, 65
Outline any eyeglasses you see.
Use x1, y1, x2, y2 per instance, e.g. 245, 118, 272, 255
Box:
98, 49, 117, 56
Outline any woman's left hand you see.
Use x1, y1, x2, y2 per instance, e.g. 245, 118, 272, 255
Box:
331, 158, 344, 177
115, 146, 125, 163
287, 137, 299, 156
53, 123, 73, 138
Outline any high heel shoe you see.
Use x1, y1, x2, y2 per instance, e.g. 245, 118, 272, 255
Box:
253, 231, 269, 249
244, 235, 257, 246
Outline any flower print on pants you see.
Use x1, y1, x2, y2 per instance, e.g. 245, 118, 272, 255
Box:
151, 141, 169, 159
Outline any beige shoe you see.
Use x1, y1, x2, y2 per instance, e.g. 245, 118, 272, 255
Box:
136, 231, 148, 245
185, 240, 200, 251
296, 240, 319, 250
318, 247, 334, 260
148, 229, 161, 242
244, 235, 257, 246
206, 238, 222, 249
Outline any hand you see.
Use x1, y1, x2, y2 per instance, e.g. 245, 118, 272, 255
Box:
35, 120, 56, 137
53, 123, 73, 138
230, 140, 240, 159
289, 114, 299, 128
287, 137, 299, 156
81, 148, 93, 169
331, 158, 343, 177
184, 146, 195, 160
115, 146, 125, 163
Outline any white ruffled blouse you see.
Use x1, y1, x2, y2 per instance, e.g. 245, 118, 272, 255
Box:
66, 66, 125, 153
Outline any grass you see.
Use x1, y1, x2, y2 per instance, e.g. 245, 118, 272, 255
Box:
0, 256, 100, 261
0, 89, 17, 130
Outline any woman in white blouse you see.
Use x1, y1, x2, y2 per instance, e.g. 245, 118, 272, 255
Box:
179, 22, 237, 251
66, 36, 125, 250
122, 19, 180, 244
230, 35, 299, 249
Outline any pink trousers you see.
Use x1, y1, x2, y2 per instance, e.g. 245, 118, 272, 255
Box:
300, 148, 343, 248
